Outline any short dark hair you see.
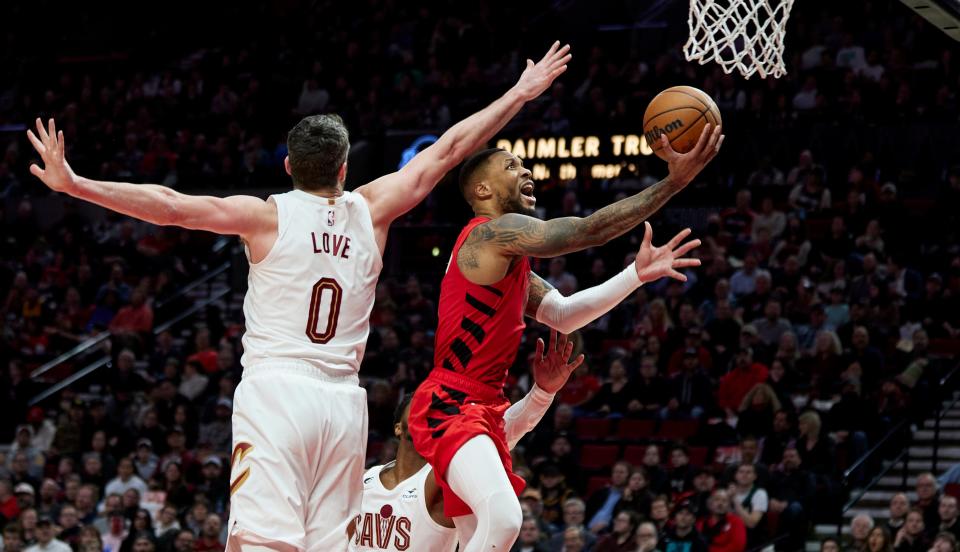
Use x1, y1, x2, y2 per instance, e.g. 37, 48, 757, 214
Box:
394, 394, 413, 426
458, 148, 503, 202
287, 114, 350, 190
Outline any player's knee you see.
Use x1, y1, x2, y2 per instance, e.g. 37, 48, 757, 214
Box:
485, 491, 523, 541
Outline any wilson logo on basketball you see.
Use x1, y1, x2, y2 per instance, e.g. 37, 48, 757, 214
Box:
351, 504, 412, 550
644, 119, 684, 145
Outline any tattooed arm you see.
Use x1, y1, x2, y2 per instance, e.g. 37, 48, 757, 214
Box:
456, 124, 722, 285
523, 223, 700, 332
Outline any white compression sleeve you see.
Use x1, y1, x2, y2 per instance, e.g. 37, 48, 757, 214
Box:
503, 384, 555, 450
535, 266, 642, 334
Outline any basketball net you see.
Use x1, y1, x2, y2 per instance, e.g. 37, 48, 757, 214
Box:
684, 0, 795, 79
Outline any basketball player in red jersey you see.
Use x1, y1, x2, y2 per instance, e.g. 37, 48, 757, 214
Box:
409, 126, 724, 551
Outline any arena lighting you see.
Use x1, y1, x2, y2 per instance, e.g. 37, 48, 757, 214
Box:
899, 0, 960, 40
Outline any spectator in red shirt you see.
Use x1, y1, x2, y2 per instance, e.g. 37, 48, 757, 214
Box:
696, 489, 747, 552
0, 480, 21, 525
194, 513, 224, 551
186, 327, 218, 374
717, 347, 769, 417
109, 289, 154, 335
558, 364, 600, 409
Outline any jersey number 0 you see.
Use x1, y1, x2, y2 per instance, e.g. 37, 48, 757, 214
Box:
306, 277, 343, 344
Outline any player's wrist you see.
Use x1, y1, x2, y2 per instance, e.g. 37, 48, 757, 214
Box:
530, 383, 557, 402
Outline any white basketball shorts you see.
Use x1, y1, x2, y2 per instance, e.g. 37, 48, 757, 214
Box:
226, 362, 368, 552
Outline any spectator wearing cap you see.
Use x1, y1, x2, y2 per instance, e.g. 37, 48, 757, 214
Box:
660, 501, 708, 552
23, 515, 70, 552
532, 464, 571, 529
133, 439, 159, 481
717, 347, 769, 418
519, 487, 554, 537
14, 483, 36, 511
696, 489, 746, 552
587, 461, 632, 533
158, 426, 195, 475
667, 327, 713, 377
664, 349, 713, 420
198, 398, 232, 456
196, 456, 228, 514
796, 303, 829, 354
686, 466, 717, 515
105, 457, 148, 498
24, 408, 55, 454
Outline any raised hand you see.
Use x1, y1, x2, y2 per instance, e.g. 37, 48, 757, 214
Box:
661, 123, 724, 187
26, 118, 78, 194
634, 221, 702, 283
531, 330, 584, 394
513, 41, 572, 101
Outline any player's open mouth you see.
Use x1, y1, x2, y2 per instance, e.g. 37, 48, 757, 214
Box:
520, 181, 536, 204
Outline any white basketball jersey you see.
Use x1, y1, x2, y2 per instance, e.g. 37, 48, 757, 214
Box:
348, 463, 457, 552
241, 189, 382, 377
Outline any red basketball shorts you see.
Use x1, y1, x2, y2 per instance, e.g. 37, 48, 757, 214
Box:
408, 369, 526, 518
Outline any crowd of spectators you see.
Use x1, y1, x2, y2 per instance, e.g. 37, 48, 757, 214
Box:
2, 0, 960, 551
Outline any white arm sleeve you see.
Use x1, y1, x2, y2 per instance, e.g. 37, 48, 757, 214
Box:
535, 266, 643, 334
504, 384, 555, 450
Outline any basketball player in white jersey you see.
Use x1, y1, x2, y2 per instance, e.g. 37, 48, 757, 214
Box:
25, 41, 571, 552
349, 331, 582, 552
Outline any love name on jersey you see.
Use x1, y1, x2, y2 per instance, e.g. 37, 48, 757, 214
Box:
351, 512, 411, 550
311, 232, 351, 258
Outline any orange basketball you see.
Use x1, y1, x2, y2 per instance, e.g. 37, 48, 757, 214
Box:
643, 86, 721, 161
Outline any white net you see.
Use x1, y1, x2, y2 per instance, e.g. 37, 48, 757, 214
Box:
684, 0, 796, 79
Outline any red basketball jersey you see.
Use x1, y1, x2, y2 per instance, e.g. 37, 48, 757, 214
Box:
432, 217, 530, 389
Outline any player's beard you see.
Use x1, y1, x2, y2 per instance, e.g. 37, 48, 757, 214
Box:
500, 193, 536, 217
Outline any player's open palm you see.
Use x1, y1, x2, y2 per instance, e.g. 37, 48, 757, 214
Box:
661, 123, 724, 187
26, 118, 78, 194
634, 221, 702, 283
513, 41, 572, 101
532, 330, 584, 394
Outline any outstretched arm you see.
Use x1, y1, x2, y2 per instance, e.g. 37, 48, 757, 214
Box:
357, 42, 571, 229
504, 331, 584, 449
466, 125, 723, 261
527, 222, 701, 334
26, 118, 275, 240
